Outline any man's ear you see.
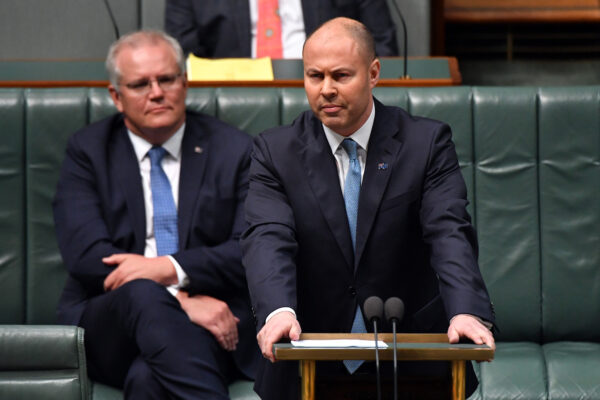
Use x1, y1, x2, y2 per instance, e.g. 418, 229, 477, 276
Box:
369, 58, 381, 88
108, 85, 124, 113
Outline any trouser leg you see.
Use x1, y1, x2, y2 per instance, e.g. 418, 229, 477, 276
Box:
80, 279, 234, 400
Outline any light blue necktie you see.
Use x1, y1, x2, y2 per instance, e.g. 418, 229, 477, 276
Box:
341, 138, 367, 374
148, 146, 179, 256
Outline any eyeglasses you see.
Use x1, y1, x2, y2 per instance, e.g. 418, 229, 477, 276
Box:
121, 73, 183, 96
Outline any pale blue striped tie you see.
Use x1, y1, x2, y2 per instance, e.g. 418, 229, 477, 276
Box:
341, 139, 366, 374
148, 146, 178, 256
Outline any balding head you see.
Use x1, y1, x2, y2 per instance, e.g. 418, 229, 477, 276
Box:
304, 17, 376, 64
302, 17, 380, 136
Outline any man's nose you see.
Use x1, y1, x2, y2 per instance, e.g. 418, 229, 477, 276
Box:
320, 77, 337, 98
148, 80, 164, 98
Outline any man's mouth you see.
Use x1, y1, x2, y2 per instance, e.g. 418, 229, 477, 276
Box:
320, 104, 342, 113
147, 106, 170, 114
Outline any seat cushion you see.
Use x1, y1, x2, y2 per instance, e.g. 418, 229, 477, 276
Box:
544, 342, 600, 400
477, 342, 547, 400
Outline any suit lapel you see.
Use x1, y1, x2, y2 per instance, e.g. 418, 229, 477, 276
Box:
299, 118, 354, 271
355, 102, 402, 267
112, 124, 146, 254
178, 118, 209, 248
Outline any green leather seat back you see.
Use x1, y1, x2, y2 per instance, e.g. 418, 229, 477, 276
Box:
538, 87, 600, 342
89, 88, 118, 123
0, 89, 26, 323
407, 87, 475, 218
281, 88, 309, 125
216, 88, 280, 136
185, 87, 217, 116
472, 88, 542, 342
25, 89, 90, 324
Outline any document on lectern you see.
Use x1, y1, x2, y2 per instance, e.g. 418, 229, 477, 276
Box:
291, 340, 388, 348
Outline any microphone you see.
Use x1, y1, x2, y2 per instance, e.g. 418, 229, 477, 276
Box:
384, 297, 405, 400
363, 296, 384, 400
389, 0, 409, 79
102, 0, 120, 39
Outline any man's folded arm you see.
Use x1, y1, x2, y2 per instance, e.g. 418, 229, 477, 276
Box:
53, 135, 128, 294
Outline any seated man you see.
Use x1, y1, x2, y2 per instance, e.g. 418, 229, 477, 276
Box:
53, 30, 258, 400
165, 0, 398, 59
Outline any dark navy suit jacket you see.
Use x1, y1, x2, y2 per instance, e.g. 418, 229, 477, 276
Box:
165, 0, 398, 58
53, 111, 258, 379
241, 99, 495, 399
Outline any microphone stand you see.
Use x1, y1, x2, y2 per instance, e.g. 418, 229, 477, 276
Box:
391, 318, 398, 400
390, 0, 409, 79
373, 319, 382, 400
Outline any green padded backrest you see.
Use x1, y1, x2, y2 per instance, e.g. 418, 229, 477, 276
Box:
0, 89, 26, 323
473, 87, 542, 342
281, 88, 309, 125
89, 87, 117, 123
538, 87, 600, 342
215, 88, 280, 136
407, 87, 475, 219
25, 89, 90, 324
15, 86, 600, 345
185, 87, 218, 116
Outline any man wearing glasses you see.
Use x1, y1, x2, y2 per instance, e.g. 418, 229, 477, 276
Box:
53, 30, 258, 399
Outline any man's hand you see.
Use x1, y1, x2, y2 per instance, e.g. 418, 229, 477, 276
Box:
176, 292, 240, 351
103, 253, 177, 291
257, 311, 301, 363
448, 314, 495, 360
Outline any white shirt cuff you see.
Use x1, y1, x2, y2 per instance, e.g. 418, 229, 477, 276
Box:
167, 255, 189, 288
266, 307, 296, 323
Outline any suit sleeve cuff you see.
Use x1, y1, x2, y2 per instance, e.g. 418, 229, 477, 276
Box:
266, 307, 296, 323
451, 314, 493, 330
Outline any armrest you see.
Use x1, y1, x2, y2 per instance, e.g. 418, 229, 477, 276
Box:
0, 325, 89, 400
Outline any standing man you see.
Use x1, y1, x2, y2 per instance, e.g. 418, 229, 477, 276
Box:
165, 0, 398, 59
242, 18, 495, 399
54, 30, 258, 399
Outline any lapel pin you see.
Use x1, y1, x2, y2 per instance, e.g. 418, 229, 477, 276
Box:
377, 162, 388, 170
194, 146, 203, 154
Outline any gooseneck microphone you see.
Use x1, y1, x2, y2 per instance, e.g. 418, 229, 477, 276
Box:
363, 296, 384, 400
384, 297, 405, 400
390, 0, 409, 79
102, 0, 120, 39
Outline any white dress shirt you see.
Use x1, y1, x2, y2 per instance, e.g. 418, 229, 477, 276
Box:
249, 0, 306, 59
127, 125, 189, 296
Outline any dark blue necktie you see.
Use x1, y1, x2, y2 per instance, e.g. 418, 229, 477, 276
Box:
341, 139, 367, 374
148, 146, 178, 256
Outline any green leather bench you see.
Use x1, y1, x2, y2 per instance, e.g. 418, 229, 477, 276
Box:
0, 86, 598, 399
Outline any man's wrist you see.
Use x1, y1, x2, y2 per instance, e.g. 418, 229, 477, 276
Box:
451, 313, 493, 330
266, 307, 296, 323
166, 255, 189, 288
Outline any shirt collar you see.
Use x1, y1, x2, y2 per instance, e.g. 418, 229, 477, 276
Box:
323, 102, 375, 155
127, 123, 186, 163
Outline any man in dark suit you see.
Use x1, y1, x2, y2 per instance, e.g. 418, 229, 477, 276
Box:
165, 0, 398, 59
241, 17, 495, 399
53, 30, 258, 399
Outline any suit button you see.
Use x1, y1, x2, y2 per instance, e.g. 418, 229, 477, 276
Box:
348, 286, 356, 296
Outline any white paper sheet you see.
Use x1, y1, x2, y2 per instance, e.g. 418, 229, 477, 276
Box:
291, 339, 388, 348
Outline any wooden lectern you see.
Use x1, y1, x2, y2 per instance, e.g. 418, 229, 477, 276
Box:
274, 333, 493, 400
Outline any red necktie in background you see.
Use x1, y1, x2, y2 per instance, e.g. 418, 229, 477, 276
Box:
256, 0, 283, 58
